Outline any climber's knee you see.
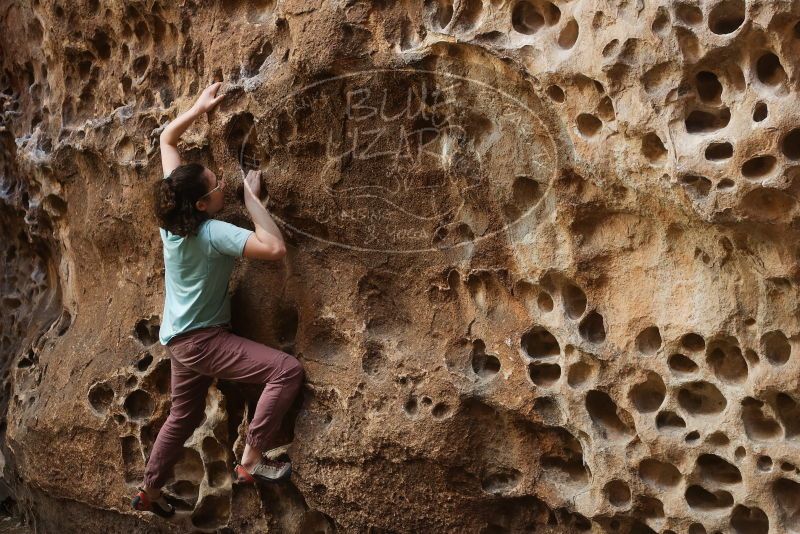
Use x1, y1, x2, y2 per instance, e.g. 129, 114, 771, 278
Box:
284, 356, 304, 384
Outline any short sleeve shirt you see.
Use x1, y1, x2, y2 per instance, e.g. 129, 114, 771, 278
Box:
158, 175, 253, 345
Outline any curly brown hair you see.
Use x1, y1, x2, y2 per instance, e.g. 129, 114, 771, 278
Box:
153, 162, 211, 237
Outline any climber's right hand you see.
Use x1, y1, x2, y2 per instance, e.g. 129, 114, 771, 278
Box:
244, 169, 262, 200
191, 82, 226, 115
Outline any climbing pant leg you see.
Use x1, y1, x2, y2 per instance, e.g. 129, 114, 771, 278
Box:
176, 325, 305, 452
142, 339, 213, 489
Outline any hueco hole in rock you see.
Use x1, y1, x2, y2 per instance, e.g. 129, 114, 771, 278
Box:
1, 0, 800, 532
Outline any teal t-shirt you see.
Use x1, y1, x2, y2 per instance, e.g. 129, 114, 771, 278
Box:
158, 176, 253, 345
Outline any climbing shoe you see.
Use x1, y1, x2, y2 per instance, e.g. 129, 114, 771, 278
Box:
233, 458, 292, 484
131, 487, 176, 518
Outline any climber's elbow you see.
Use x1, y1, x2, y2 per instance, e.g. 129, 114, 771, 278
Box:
271, 242, 288, 260
242, 234, 286, 260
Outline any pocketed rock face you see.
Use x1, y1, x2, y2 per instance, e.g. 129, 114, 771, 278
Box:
2, 0, 800, 532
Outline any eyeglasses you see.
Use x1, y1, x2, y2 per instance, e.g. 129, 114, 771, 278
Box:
200, 174, 225, 199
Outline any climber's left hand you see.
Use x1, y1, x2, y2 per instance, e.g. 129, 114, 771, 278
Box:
192, 82, 226, 114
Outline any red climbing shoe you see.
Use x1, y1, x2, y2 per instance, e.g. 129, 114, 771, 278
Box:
131, 487, 176, 518
233, 458, 292, 484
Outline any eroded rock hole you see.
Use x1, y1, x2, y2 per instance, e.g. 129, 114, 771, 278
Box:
761, 330, 791, 365
685, 430, 701, 443
173, 447, 205, 483
604, 479, 631, 506
636, 326, 662, 355
669, 353, 699, 374
717, 178, 735, 189
730, 504, 769, 534
88, 382, 114, 414
481, 468, 521, 494
706, 342, 748, 383
546, 84, 565, 103
585, 390, 634, 440
677, 381, 727, 416
675, 2, 702, 24
741, 397, 781, 441
471, 339, 501, 379
602, 39, 620, 57
696, 453, 742, 484
641, 133, 667, 163
432, 402, 451, 419
567, 362, 591, 387
681, 174, 712, 197
782, 128, 800, 160
226, 112, 263, 172
707, 431, 730, 446
202, 436, 226, 462
521, 326, 560, 359
696, 71, 722, 103
756, 52, 786, 86
685, 485, 733, 510
652, 7, 670, 34
562, 284, 586, 319
576, 113, 602, 137
121, 435, 144, 483
361, 340, 385, 376
244, 39, 272, 77
512, 0, 560, 34
123, 389, 154, 421
404, 397, 419, 417
578, 311, 606, 344
511, 0, 544, 34
453, 0, 483, 31
136, 352, 153, 372
708, 0, 744, 34
557, 19, 579, 49
639, 458, 681, 489
741, 155, 776, 179
537, 291, 554, 312
776, 393, 800, 439
629, 372, 666, 413
757, 455, 773, 471
143, 358, 170, 395
206, 460, 228, 487
705, 142, 733, 161
506, 175, 542, 218
685, 108, 731, 133
425, 0, 454, 29
773, 478, 800, 531
528, 362, 561, 386
54, 309, 71, 336
752, 102, 768, 122
134, 317, 159, 346
533, 396, 561, 423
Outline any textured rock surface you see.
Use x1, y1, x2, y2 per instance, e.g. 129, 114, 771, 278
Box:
2, 0, 800, 532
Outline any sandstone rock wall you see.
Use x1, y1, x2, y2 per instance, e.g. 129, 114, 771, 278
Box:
2, 0, 800, 532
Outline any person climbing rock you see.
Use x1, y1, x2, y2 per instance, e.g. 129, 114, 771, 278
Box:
131, 82, 305, 517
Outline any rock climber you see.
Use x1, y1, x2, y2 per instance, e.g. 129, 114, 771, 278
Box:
131, 82, 305, 517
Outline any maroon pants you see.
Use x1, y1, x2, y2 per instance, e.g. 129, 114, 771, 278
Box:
142, 323, 304, 488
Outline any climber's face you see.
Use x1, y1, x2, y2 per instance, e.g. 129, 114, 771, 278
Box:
195, 167, 225, 215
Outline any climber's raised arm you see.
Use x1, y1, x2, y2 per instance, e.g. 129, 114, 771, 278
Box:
159, 82, 225, 177
242, 170, 287, 261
